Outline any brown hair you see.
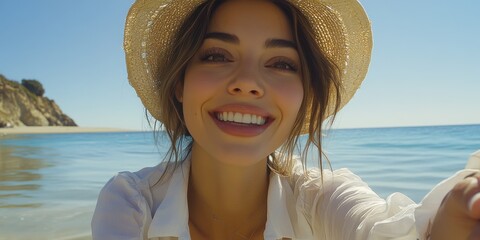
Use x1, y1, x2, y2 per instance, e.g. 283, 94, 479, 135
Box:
151, 0, 341, 181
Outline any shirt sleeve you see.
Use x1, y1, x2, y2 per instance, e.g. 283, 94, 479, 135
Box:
298, 167, 479, 240
91, 172, 150, 240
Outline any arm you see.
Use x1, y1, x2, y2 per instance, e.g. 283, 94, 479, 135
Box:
311, 168, 419, 239
305, 167, 479, 239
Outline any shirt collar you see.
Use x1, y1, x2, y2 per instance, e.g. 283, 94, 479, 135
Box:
264, 170, 296, 239
147, 158, 296, 239
147, 159, 191, 239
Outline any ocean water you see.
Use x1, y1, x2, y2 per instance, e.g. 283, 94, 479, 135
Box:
0, 124, 479, 239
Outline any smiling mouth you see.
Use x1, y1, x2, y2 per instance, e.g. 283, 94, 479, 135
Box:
214, 112, 268, 125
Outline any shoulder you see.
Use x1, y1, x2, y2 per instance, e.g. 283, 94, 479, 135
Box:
285, 163, 381, 215
279, 161, 372, 208
97, 162, 173, 205
92, 162, 175, 239
109, 163, 164, 188
287, 162, 366, 194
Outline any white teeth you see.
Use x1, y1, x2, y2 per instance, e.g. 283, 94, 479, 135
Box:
234, 113, 242, 122
257, 116, 266, 125
216, 112, 267, 125
251, 115, 257, 124
242, 114, 251, 123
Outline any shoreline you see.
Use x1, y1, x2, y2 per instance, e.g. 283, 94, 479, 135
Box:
0, 126, 137, 135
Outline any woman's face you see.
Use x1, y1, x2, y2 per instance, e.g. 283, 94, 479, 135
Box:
181, 0, 304, 165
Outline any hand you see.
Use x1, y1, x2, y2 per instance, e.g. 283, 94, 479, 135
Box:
430, 174, 480, 240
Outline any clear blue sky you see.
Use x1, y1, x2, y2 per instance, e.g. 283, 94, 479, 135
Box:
1, 1, 479, 130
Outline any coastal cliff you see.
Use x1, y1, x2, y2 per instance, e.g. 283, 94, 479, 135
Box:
0, 74, 77, 127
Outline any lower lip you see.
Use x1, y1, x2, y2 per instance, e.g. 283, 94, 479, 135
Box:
210, 114, 272, 137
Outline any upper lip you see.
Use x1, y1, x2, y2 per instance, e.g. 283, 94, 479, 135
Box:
210, 103, 273, 119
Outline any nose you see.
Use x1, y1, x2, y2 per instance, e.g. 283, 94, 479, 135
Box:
227, 70, 265, 97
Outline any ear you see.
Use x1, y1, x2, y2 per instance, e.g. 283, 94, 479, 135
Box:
175, 82, 183, 103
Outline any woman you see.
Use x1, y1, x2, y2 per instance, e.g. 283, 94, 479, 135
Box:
92, 0, 480, 239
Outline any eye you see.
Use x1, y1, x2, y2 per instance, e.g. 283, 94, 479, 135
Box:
204, 54, 227, 62
199, 48, 233, 63
266, 57, 298, 72
271, 62, 296, 71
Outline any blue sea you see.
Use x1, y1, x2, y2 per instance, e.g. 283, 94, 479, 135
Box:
0, 124, 479, 239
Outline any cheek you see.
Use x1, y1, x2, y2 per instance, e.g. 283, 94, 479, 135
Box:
182, 66, 224, 127
183, 69, 206, 98
183, 66, 224, 97
276, 80, 304, 116
182, 71, 206, 122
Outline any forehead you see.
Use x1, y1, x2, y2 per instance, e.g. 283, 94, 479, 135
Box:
207, 0, 294, 40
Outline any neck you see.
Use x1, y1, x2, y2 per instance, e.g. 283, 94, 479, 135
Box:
188, 142, 269, 239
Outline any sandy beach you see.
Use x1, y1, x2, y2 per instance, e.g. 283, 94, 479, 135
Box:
0, 126, 134, 135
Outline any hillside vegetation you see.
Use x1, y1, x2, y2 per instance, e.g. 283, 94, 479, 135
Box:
0, 74, 76, 127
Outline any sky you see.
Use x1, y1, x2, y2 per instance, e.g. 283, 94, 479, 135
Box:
0, 1, 478, 130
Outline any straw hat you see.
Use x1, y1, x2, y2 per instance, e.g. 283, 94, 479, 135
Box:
124, 0, 372, 123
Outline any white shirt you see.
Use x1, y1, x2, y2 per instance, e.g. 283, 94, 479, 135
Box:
92, 157, 477, 240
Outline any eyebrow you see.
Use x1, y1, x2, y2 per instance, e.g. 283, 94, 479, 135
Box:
265, 38, 297, 49
204, 32, 297, 50
205, 32, 239, 44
